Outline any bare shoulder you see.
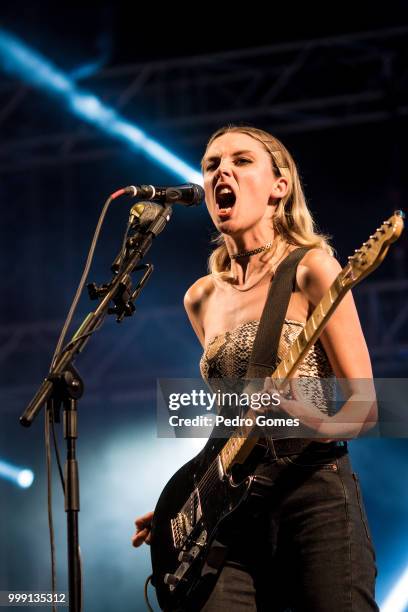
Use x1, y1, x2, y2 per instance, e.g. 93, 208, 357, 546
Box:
299, 247, 341, 276
184, 274, 214, 312
296, 248, 341, 304
183, 275, 214, 346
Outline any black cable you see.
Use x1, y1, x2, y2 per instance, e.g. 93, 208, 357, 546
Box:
45, 407, 58, 612
56, 317, 105, 362
144, 575, 154, 612
50, 191, 124, 370
50, 410, 83, 611
50, 414, 65, 494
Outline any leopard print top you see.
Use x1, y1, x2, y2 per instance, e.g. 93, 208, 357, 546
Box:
200, 319, 336, 415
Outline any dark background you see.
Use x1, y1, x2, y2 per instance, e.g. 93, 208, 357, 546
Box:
0, 3, 407, 611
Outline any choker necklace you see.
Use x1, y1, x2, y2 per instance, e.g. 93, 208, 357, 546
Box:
231, 242, 273, 260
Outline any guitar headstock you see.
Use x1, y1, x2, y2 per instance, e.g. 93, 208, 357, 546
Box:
342, 210, 405, 287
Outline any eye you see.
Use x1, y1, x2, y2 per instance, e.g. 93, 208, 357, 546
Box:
235, 157, 251, 165
204, 161, 218, 172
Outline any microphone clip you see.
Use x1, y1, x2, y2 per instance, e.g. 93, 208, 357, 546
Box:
87, 264, 154, 323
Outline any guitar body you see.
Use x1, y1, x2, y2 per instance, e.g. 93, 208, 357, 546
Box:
150, 437, 268, 611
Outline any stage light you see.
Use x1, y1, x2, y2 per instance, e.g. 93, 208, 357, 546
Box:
381, 565, 408, 612
0, 29, 202, 184
17, 469, 35, 489
0, 459, 35, 489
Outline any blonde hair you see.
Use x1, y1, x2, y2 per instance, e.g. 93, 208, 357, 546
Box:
202, 125, 333, 274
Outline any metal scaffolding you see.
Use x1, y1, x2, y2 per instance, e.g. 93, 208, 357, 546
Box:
0, 26, 407, 172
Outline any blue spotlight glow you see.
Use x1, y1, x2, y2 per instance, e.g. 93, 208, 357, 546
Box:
17, 469, 35, 488
380, 565, 408, 612
0, 459, 34, 489
70, 59, 109, 82
0, 29, 203, 184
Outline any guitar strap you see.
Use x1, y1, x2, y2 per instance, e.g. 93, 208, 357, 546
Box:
246, 246, 311, 380
244, 246, 311, 459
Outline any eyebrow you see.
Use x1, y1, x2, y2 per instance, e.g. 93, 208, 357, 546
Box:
203, 149, 255, 164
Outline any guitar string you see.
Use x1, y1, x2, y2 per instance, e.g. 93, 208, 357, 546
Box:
189, 430, 251, 508
196, 423, 249, 496
178, 442, 230, 521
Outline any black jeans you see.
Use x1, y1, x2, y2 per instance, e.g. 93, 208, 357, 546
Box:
201, 445, 378, 612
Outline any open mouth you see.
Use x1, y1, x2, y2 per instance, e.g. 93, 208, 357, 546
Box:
215, 184, 236, 215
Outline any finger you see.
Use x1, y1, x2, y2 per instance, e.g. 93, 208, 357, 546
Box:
135, 511, 154, 529
145, 532, 152, 545
264, 377, 279, 393
132, 528, 148, 547
138, 510, 154, 523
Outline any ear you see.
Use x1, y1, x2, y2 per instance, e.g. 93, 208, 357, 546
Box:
270, 176, 289, 201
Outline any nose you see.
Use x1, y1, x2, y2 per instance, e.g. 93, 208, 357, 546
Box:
214, 159, 232, 182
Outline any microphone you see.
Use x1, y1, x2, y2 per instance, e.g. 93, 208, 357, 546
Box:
127, 183, 204, 206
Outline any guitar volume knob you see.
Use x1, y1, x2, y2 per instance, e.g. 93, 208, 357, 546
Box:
178, 551, 194, 563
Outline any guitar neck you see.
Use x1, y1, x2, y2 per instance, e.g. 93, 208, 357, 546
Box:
218, 264, 354, 473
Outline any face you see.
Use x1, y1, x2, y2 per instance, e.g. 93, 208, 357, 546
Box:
202, 132, 286, 236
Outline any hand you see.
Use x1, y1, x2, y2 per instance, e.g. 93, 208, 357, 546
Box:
262, 377, 325, 426
259, 377, 284, 414
132, 510, 154, 548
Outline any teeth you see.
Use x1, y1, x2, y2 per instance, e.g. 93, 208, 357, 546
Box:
217, 187, 233, 195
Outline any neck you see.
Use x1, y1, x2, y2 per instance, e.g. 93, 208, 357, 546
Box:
225, 233, 285, 285
230, 252, 271, 284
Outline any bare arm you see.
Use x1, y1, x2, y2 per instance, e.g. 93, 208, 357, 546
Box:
279, 248, 378, 438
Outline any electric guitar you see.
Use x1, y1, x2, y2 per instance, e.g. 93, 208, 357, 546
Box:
150, 211, 404, 611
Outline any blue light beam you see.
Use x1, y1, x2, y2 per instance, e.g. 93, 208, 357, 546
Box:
0, 29, 203, 184
381, 565, 408, 612
0, 459, 34, 489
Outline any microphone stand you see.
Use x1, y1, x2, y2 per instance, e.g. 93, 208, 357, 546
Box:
19, 204, 173, 612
